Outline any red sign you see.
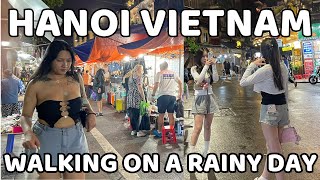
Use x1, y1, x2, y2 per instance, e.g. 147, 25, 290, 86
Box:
304, 59, 314, 75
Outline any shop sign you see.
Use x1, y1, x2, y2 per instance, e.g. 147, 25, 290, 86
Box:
282, 46, 293, 51
304, 59, 314, 75
298, 23, 320, 40
303, 41, 312, 53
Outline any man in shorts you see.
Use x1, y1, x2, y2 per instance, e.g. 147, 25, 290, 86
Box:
151, 62, 182, 137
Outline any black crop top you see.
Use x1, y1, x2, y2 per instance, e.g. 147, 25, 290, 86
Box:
36, 97, 82, 128
261, 92, 286, 105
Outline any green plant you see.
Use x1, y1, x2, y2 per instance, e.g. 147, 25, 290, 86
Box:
292, 64, 301, 74
185, 37, 200, 55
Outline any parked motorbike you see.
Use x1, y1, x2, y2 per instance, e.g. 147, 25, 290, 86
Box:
309, 67, 320, 85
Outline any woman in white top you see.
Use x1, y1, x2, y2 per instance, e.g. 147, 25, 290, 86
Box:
190, 48, 219, 156
240, 38, 289, 180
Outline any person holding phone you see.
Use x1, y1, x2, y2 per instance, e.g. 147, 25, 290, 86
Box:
240, 38, 289, 180
189, 48, 219, 156
20, 40, 96, 179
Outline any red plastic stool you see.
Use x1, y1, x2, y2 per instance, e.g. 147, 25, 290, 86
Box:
162, 125, 177, 144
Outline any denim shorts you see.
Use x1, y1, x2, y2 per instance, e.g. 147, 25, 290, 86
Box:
31, 121, 89, 166
192, 94, 219, 115
259, 104, 289, 126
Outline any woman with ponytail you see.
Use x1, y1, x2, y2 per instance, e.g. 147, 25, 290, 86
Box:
240, 38, 289, 180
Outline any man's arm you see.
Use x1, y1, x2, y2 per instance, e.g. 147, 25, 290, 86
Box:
152, 72, 160, 96
152, 82, 159, 96
176, 78, 182, 99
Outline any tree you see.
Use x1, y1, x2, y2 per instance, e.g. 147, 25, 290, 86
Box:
43, 0, 64, 8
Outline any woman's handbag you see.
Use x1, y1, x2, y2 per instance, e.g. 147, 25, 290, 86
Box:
79, 73, 89, 127
280, 125, 301, 145
79, 108, 87, 127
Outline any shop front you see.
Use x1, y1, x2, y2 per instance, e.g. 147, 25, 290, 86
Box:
298, 23, 320, 77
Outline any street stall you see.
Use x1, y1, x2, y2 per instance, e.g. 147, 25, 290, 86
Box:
74, 29, 184, 137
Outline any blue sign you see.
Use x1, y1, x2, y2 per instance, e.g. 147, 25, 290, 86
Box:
303, 42, 313, 54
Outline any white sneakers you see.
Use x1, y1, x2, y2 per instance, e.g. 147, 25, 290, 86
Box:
131, 130, 147, 137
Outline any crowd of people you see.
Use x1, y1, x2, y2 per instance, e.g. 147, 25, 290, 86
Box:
1, 37, 298, 180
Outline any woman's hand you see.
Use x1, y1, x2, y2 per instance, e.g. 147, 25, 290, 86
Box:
210, 58, 217, 65
205, 59, 213, 66
86, 114, 96, 132
98, 88, 101, 94
22, 131, 40, 149
253, 58, 266, 66
202, 82, 209, 90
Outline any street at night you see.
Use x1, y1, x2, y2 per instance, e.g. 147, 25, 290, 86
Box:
183, 77, 320, 180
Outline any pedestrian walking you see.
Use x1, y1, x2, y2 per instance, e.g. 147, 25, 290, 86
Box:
223, 60, 231, 77
92, 67, 106, 116
20, 40, 96, 179
82, 70, 92, 98
189, 48, 220, 156
240, 38, 289, 180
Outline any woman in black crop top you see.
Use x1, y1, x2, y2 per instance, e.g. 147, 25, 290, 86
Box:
20, 40, 96, 179
240, 38, 289, 180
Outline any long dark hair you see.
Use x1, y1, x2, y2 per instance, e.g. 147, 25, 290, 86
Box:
30, 40, 79, 82
194, 48, 213, 84
260, 38, 283, 90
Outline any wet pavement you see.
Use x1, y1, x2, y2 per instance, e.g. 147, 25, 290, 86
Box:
1, 77, 319, 180
183, 77, 320, 180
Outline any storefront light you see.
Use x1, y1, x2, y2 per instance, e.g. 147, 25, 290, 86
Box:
1, 41, 10, 46
294, 41, 301, 49
138, 54, 144, 58
124, 56, 130, 62
224, 55, 228, 58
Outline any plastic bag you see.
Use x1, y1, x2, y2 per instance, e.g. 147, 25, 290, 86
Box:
175, 99, 184, 118
90, 91, 98, 101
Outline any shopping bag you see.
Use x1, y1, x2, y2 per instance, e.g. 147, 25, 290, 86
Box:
90, 91, 98, 101
280, 125, 301, 145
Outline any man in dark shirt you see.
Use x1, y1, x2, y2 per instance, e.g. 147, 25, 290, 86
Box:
1, 69, 21, 117
224, 60, 231, 77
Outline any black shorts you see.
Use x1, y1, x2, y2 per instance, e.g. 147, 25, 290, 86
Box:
157, 95, 176, 114
1, 103, 19, 117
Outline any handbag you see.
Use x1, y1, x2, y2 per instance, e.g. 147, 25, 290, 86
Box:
280, 125, 301, 145
79, 73, 89, 127
79, 108, 87, 127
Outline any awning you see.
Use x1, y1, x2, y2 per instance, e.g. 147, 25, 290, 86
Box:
8, 0, 63, 42
73, 39, 95, 62
117, 31, 184, 57
85, 33, 148, 63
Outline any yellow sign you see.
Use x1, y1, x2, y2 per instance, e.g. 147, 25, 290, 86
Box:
282, 46, 293, 52
236, 41, 242, 48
